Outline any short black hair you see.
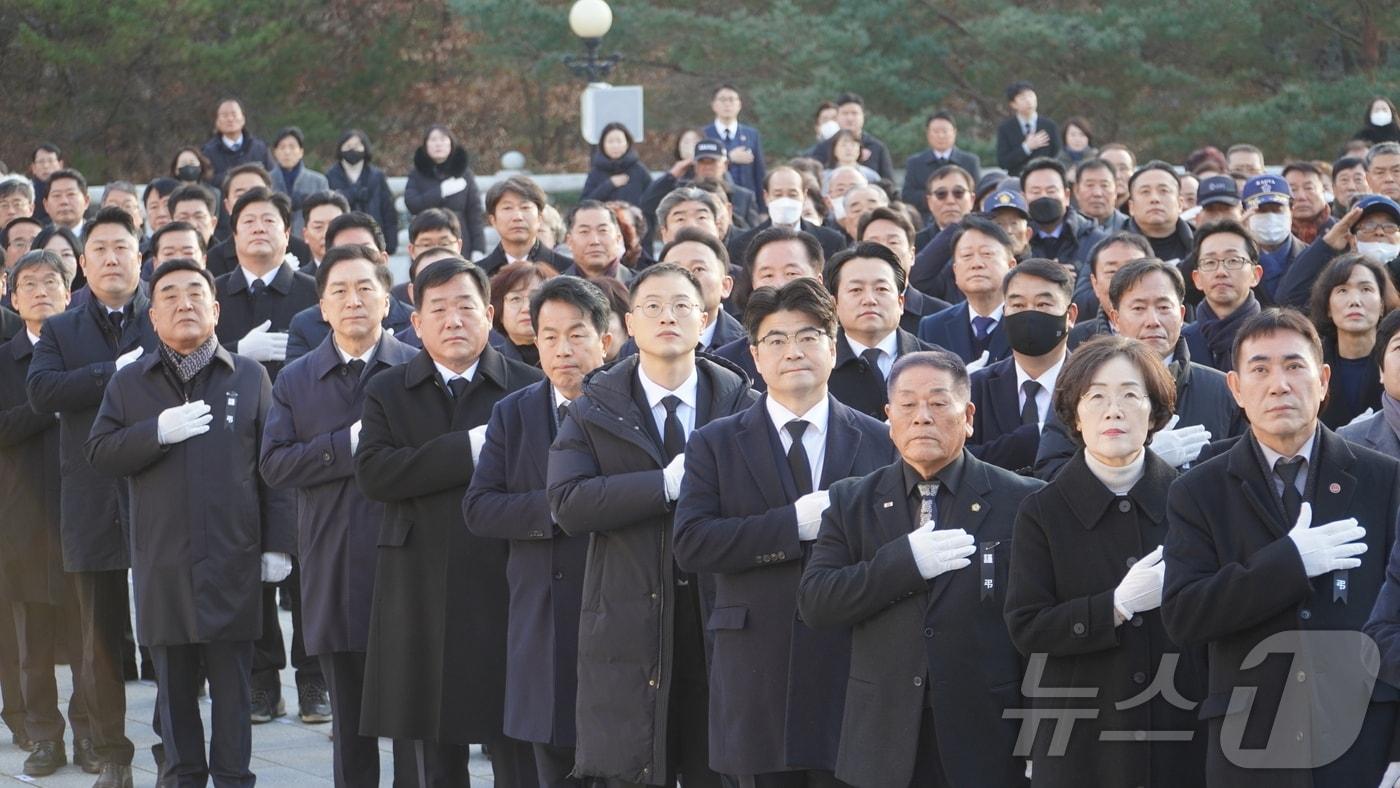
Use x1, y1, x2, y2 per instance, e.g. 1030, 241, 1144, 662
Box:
925, 111, 956, 128
83, 206, 139, 246
230, 187, 291, 231
926, 163, 974, 193
1107, 258, 1183, 310
1309, 253, 1398, 340
316, 244, 392, 298
1231, 307, 1324, 370
1002, 257, 1074, 303
567, 199, 620, 232
1075, 158, 1116, 180
485, 176, 547, 216
414, 257, 489, 308
1281, 160, 1323, 181
149, 221, 209, 258
835, 92, 864, 108
1332, 155, 1366, 177
712, 83, 740, 99
409, 207, 462, 243
142, 177, 179, 208
949, 214, 1015, 256
150, 257, 215, 295
529, 275, 611, 336
627, 261, 704, 304
1020, 157, 1068, 190
745, 225, 824, 272
46, 168, 87, 195
302, 190, 350, 223
857, 205, 916, 248
1190, 218, 1260, 263
888, 350, 970, 401
659, 226, 730, 270
1088, 231, 1154, 277
167, 183, 217, 216
1375, 309, 1400, 369
32, 143, 61, 162
1128, 160, 1180, 194
743, 277, 838, 344
273, 126, 305, 148
8, 249, 71, 292
326, 211, 385, 251
1, 216, 44, 249
825, 241, 908, 294
1005, 81, 1035, 102
222, 162, 271, 194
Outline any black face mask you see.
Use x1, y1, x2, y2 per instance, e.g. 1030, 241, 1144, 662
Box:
1027, 197, 1065, 225
340, 150, 365, 165
176, 164, 202, 182
1003, 309, 1069, 357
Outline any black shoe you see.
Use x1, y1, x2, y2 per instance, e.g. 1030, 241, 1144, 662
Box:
75, 737, 100, 774
93, 762, 134, 788
250, 688, 286, 724
22, 740, 66, 776
298, 681, 333, 724
10, 729, 34, 751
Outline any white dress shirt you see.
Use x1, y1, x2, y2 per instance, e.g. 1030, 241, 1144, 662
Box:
638, 364, 699, 442
1014, 353, 1065, 430
843, 330, 899, 380
766, 395, 829, 491
434, 359, 479, 386
1259, 431, 1316, 499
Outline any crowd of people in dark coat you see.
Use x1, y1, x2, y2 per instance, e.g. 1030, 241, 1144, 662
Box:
5, 83, 1400, 788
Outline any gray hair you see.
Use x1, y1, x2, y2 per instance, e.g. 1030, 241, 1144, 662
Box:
0, 175, 34, 203
888, 350, 970, 402
843, 183, 889, 213
1367, 142, 1400, 168
8, 249, 73, 293
822, 165, 869, 196
656, 187, 722, 232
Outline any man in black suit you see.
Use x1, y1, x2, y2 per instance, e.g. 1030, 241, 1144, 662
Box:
167, 184, 220, 252
727, 167, 847, 270
968, 259, 1076, 473
1163, 309, 1400, 788
357, 258, 542, 787
995, 81, 1060, 176
902, 112, 981, 224
547, 263, 757, 787
464, 276, 613, 787
810, 93, 894, 181
917, 216, 1016, 366
825, 243, 941, 421
798, 349, 1041, 788
297, 190, 350, 275
211, 186, 326, 724
561, 201, 635, 284
675, 278, 893, 785
27, 207, 155, 788
204, 165, 312, 276
857, 207, 950, 334
913, 165, 977, 251
389, 208, 466, 305
479, 176, 571, 276
259, 246, 420, 786
655, 229, 744, 352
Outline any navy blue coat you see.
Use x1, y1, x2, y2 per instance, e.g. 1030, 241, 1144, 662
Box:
462, 380, 588, 748
969, 356, 1043, 473
259, 332, 419, 655
214, 262, 318, 383
674, 395, 893, 775
918, 302, 1012, 365
702, 121, 767, 199
200, 133, 274, 185
27, 293, 157, 572
284, 297, 419, 365
900, 287, 950, 336
0, 331, 64, 604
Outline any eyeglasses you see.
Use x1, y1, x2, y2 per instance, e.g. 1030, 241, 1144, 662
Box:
1196, 256, 1252, 272
1356, 222, 1400, 237
1079, 389, 1148, 413
756, 328, 829, 351
931, 188, 969, 201
632, 300, 698, 319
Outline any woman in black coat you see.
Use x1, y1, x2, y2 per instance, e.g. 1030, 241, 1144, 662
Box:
1309, 253, 1398, 428
325, 129, 400, 254
581, 122, 652, 208
403, 124, 486, 257
1005, 336, 1207, 788
1355, 97, 1400, 146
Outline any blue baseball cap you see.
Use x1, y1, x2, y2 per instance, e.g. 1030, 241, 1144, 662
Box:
1241, 174, 1292, 208
1355, 194, 1400, 225
982, 186, 1029, 219
1196, 175, 1240, 207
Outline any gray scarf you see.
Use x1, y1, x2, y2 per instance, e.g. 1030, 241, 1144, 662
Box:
159, 335, 218, 382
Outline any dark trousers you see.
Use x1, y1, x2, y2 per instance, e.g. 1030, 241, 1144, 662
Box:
71, 570, 134, 765
13, 600, 91, 743
151, 640, 254, 788
320, 650, 381, 787
740, 771, 849, 787
532, 741, 582, 787
910, 707, 952, 788
251, 559, 319, 694
0, 599, 25, 736
409, 737, 535, 788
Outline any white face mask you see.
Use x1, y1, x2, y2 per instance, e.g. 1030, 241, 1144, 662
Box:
1323, 190, 1335, 205
1372, 109, 1394, 127
767, 197, 803, 226
1358, 241, 1400, 265
819, 120, 840, 140
1249, 212, 1292, 246
829, 196, 846, 221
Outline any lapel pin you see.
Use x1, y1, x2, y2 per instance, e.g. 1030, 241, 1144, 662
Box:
882, 501, 894, 508
971, 503, 982, 512
1329, 483, 1341, 494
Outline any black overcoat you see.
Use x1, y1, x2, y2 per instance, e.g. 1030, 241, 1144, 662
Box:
0, 332, 64, 603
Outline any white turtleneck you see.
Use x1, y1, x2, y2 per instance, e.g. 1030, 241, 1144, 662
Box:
1084, 448, 1146, 496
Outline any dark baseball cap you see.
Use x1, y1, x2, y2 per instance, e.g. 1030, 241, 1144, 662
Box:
982, 186, 1029, 219
693, 139, 726, 161
1196, 175, 1240, 207
1356, 194, 1400, 225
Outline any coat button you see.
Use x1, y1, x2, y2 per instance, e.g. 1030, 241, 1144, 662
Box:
1118, 500, 1132, 513
923, 627, 934, 638
1072, 622, 1086, 635
1125, 556, 1138, 568
322, 451, 332, 462
1300, 609, 1311, 621
553, 571, 564, 580
913, 676, 924, 687
1296, 670, 1307, 682
1132, 671, 1147, 684
777, 552, 786, 560
650, 592, 659, 600
648, 678, 657, 687
1131, 615, 1143, 628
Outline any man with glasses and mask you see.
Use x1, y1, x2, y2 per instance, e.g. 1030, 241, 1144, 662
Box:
1275, 196, 1400, 310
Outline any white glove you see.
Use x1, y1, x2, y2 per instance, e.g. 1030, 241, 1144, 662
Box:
663, 453, 686, 502
1349, 407, 1377, 427
349, 420, 362, 454
1149, 416, 1212, 467
1378, 761, 1400, 788
907, 525, 975, 580
156, 401, 212, 446
1113, 545, 1165, 621
115, 347, 143, 370
1288, 502, 1366, 578
794, 490, 831, 541
440, 177, 468, 198
965, 350, 991, 374
468, 424, 488, 466
237, 320, 289, 362
260, 552, 292, 583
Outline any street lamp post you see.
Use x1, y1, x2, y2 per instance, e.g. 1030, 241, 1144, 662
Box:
564, 0, 621, 83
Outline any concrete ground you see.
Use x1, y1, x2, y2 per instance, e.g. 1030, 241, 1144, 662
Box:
0, 598, 496, 786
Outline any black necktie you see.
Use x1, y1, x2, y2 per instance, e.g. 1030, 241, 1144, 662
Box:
785, 420, 813, 497
447, 377, 469, 400
1023, 121, 1033, 136
249, 279, 267, 300
861, 348, 884, 386
557, 401, 569, 426
106, 310, 125, 333
661, 395, 685, 461
343, 359, 366, 379
723, 128, 733, 144
1020, 380, 1042, 427
1275, 457, 1305, 525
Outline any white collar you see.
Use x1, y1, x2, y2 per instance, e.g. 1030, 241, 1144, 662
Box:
222, 133, 245, 148
714, 119, 739, 136
765, 394, 830, 437
967, 302, 1005, 323
1019, 113, 1038, 128
434, 358, 479, 383
843, 328, 899, 360
699, 317, 718, 347
638, 364, 699, 412
1259, 430, 1317, 470
931, 147, 954, 158
26, 330, 41, 347
241, 265, 279, 289
334, 336, 378, 366
1015, 351, 1066, 392
552, 386, 573, 411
